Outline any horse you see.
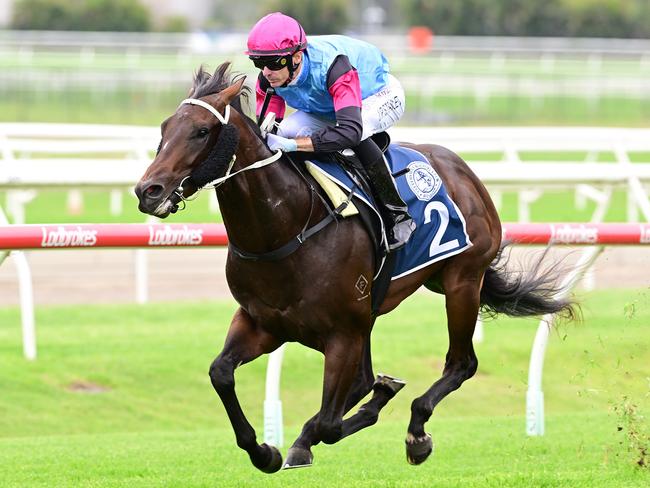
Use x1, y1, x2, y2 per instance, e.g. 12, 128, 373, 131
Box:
134, 63, 578, 473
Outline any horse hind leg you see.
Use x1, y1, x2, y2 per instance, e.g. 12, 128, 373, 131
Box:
339, 373, 406, 438
209, 307, 283, 474
405, 272, 481, 465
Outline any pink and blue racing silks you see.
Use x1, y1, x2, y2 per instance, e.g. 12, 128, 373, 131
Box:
255, 35, 390, 152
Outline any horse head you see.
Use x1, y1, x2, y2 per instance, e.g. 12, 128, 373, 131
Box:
134, 63, 248, 218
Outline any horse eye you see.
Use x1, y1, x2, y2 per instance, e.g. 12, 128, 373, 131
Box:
197, 127, 210, 138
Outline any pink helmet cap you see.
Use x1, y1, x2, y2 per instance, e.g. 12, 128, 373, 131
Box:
245, 12, 307, 56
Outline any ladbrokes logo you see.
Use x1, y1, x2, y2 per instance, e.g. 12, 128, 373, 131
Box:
41, 226, 98, 247
550, 224, 598, 244
148, 225, 203, 246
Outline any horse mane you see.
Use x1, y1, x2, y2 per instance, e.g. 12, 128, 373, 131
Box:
189, 62, 260, 136
190, 61, 249, 105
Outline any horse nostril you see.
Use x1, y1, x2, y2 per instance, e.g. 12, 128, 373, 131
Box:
144, 184, 164, 200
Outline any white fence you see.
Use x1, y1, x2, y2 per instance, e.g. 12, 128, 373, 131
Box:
2, 123, 650, 349
3, 123, 650, 223
0, 123, 157, 188
392, 126, 650, 223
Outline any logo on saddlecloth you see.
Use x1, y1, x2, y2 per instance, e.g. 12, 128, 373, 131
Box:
405, 161, 442, 201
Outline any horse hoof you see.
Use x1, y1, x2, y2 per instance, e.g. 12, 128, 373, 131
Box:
405, 433, 433, 465
255, 443, 283, 473
283, 447, 313, 469
374, 373, 407, 396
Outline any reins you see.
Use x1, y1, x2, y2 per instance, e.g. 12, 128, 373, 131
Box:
171, 98, 282, 205
172, 97, 345, 261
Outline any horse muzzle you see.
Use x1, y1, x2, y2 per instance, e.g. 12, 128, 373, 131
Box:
134, 180, 181, 218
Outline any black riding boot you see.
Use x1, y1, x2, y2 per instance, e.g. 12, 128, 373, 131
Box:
354, 138, 416, 251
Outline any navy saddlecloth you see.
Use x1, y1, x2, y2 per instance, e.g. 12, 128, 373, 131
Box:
306, 144, 472, 280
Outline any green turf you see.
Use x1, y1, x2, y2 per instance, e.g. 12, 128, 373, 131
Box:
0, 290, 648, 486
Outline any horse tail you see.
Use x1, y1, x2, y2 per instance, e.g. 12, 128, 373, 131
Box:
479, 244, 580, 321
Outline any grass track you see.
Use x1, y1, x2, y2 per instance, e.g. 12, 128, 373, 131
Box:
0, 290, 649, 486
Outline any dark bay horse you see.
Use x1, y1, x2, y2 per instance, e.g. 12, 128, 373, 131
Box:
134, 63, 577, 473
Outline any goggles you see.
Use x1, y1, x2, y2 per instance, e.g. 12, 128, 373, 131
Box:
249, 55, 291, 71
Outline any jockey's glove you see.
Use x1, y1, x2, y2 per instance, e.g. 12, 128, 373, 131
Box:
266, 133, 297, 152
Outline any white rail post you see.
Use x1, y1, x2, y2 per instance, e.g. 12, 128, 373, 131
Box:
526, 315, 550, 435
526, 246, 603, 435
0, 206, 36, 360
583, 185, 612, 290
134, 216, 158, 304
109, 189, 123, 216
14, 250, 36, 360
66, 189, 84, 215
616, 145, 650, 222
264, 344, 286, 447
134, 248, 148, 304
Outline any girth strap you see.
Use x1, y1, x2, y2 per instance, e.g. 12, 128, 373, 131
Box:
228, 209, 340, 262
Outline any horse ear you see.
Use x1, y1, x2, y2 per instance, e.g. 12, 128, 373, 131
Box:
220, 76, 247, 104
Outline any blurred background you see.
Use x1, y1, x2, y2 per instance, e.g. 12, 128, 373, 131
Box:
1, 0, 649, 127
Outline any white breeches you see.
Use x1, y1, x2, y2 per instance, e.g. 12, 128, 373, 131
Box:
276, 74, 405, 142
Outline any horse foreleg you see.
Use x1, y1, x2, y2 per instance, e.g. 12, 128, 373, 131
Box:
285, 335, 376, 467
285, 334, 406, 469
283, 333, 365, 468
209, 307, 283, 473
317, 334, 367, 444
406, 277, 481, 465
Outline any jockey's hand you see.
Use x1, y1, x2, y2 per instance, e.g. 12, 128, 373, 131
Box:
266, 133, 298, 152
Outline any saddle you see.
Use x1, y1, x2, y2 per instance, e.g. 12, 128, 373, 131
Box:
263, 119, 472, 316
331, 131, 391, 198
290, 132, 398, 316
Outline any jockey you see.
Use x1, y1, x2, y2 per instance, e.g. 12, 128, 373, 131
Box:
246, 12, 415, 252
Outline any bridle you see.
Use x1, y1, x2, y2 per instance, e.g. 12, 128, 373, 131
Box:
170, 98, 283, 206
168, 97, 346, 261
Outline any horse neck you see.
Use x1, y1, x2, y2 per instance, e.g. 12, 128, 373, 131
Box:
217, 115, 316, 251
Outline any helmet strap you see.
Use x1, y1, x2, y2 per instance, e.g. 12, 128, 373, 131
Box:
283, 52, 302, 87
